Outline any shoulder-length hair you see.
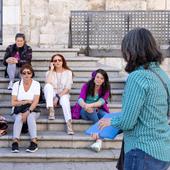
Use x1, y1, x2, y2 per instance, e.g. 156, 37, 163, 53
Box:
86, 69, 111, 100
49, 53, 73, 72
20, 64, 35, 78
15, 33, 26, 41
121, 28, 163, 73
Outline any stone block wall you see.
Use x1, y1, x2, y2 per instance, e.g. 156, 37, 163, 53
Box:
2, 0, 170, 48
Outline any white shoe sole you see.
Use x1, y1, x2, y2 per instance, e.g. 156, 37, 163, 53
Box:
11, 150, 19, 153
26, 148, 38, 153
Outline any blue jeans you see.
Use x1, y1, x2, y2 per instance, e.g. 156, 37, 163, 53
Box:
80, 109, 107, 123
124, 149, 170, 170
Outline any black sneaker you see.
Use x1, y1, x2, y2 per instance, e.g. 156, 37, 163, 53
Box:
11, 142, 19, 153
26, 141, 38, 153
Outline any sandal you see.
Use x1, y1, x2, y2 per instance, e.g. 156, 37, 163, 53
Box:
0, 130, 7, 136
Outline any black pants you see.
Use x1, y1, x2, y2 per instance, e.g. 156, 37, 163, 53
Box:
116, 140, 124, 170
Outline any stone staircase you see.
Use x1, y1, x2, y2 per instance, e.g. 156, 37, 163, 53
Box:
0, 47, 125, 170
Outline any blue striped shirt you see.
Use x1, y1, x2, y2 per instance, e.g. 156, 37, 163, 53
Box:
111, 62, 170, 161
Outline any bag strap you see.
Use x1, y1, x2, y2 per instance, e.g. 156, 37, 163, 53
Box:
17, 80, 21, 98
149, 68, 170, 116
11, 80, 21, 115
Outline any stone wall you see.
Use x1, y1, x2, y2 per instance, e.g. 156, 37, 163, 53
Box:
2, 0, 170, 47
3, 0, 20, 45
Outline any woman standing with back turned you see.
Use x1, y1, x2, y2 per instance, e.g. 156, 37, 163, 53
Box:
99, 28, 170, 170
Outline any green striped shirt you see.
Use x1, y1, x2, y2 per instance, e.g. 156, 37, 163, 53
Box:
111, 62, 170, 161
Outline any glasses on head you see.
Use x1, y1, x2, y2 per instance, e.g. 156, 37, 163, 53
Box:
53, 59, 62, 63
22, 71, 32, 75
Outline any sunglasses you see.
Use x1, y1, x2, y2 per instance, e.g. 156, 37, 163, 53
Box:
22, 71, 32, 75
53, 59, 62, 62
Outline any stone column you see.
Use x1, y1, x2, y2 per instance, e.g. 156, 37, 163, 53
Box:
20, 0, 31, 44
3, 0, 20, 45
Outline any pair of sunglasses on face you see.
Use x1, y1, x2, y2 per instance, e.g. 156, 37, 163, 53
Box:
53, 59, 62, 63
22, 71, 32, 75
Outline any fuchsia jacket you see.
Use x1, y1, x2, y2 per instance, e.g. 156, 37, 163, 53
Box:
71, 83, 110, 119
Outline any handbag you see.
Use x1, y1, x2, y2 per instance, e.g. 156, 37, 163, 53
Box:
13, 104, 31, 115
39, 86, 45, 104
12, 80, 41, 114
0, 116, 8, 136
71, 103, 81, 119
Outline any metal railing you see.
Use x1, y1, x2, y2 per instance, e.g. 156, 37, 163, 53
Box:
68, 10, 170, 55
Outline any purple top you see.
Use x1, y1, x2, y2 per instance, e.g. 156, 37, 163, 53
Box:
71, 83, 110, 119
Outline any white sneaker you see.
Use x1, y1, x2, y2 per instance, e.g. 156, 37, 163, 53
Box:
90, 140, 102, 152
7, 81, 13, 90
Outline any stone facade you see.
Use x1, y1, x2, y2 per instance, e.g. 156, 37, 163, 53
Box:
2, 0, 170, 47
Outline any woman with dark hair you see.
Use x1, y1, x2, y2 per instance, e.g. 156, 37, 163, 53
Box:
75, 69, 111, 152
11, 64, 40, 153
99, 28, 170, 170
3, 33, 32, 90
44, 54, 74, 135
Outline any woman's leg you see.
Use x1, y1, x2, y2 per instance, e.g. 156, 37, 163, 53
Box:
11, 113, 23, 153
44, 83, 56, 119
7, 64, 16, 81
80, 109, 99, 123
59, 94, 74, 135
26, 112, 40, 153
13, 114, 23, 140
80, 109, 89, 120
27, 112, 40, 139
7, 64, 16, 89
59, 94, 72, 122
44, 83, 55, 108
98, 109, 107, 119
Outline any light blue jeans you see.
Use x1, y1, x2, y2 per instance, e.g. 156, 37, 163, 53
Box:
80, 108, 107, 123
7, 64, 20, 81
124, 148, 170, 170
12, 112, 40, 140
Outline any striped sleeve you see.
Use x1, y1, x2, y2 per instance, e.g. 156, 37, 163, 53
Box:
111, 71, 148, 130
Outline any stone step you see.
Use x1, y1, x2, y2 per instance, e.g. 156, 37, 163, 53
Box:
0, 101, 122, 115
0, 77, 126, 89
0, 47, 80, 58
0, 66, 121, 78
0, 56, 99, 67
0, 148, 119, 170
0, 131, 123, 149
3, 113, 122, 132
0, 89, 124, 102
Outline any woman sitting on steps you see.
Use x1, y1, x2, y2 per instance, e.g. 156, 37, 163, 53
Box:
11, 64, 40, 153
44, 54, 74, 135
72, 69, 111, 152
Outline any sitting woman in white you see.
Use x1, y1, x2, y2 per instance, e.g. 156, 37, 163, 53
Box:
11, 64, 40, 153
44, 54, 74, 135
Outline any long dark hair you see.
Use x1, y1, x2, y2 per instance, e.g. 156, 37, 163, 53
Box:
49, 54, 72, 72
121, 28, 163, 73
86, 69, 111, 100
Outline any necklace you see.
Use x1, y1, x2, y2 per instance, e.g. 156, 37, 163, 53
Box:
55, 71, 63, 93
